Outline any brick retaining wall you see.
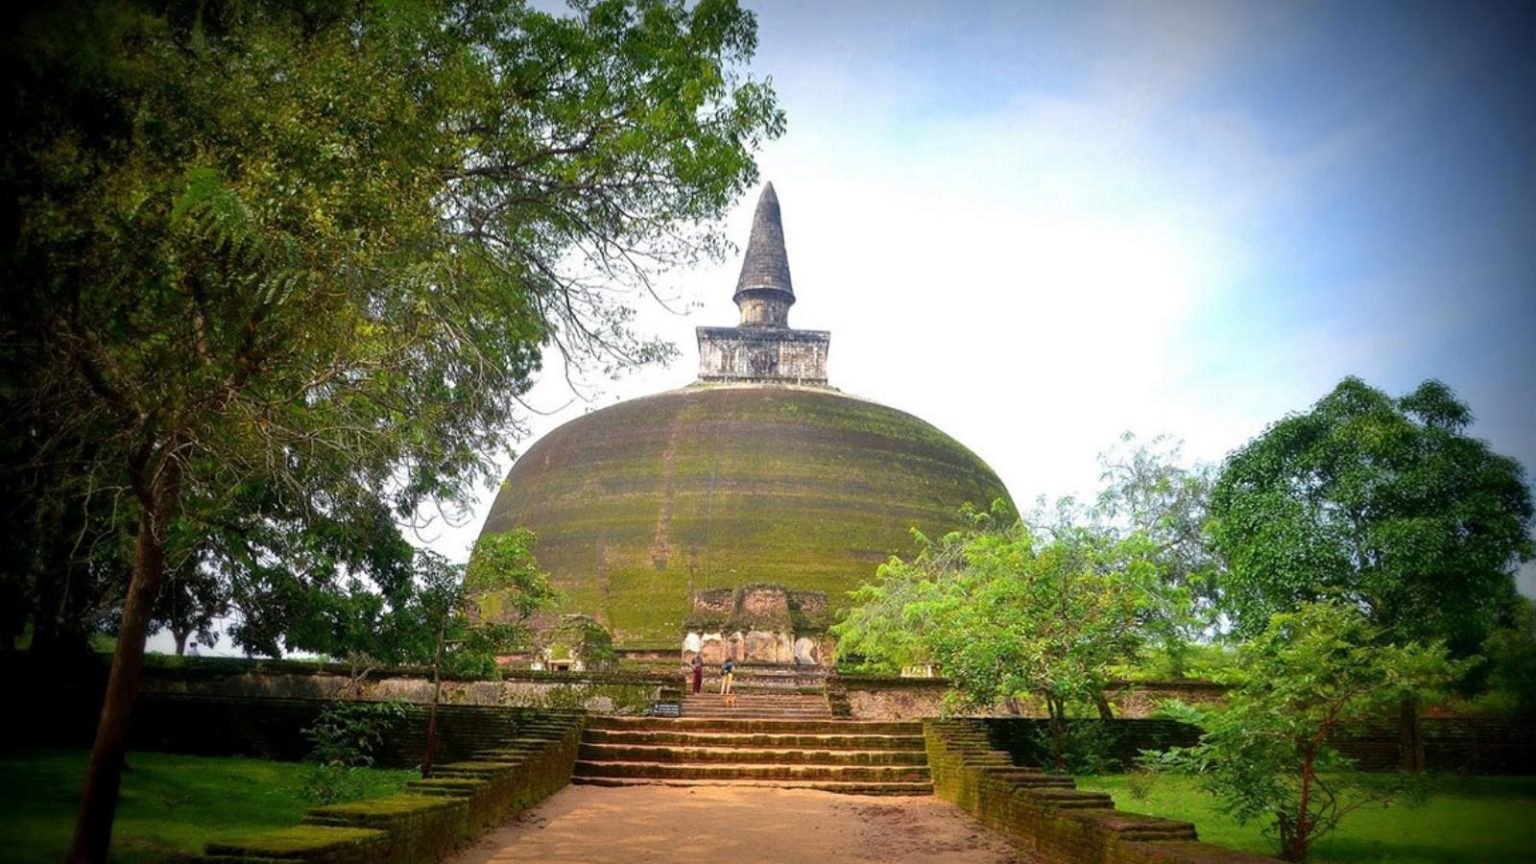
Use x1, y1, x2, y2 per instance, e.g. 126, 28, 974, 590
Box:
201, 712, 585, 863
925, 719, 1282, 864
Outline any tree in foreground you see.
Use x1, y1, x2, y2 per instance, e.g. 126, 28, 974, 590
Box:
1209, 377, 1533, 769
1, 2, 782, 860
834, 505, 1158, 770
419, 529, 556, 776
1148, 602, 1464, 863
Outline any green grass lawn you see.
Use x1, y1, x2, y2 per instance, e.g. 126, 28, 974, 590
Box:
1076, 773, 1536, 863
0, 750, 415, 864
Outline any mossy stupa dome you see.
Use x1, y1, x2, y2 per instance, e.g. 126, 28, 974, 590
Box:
479, 185, 1011, 647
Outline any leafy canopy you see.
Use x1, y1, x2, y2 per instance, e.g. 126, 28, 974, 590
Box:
3, 5, 781, 858
1209, 377, 1533, 655
2, 0, 784, 653
835, 504, 1158, 718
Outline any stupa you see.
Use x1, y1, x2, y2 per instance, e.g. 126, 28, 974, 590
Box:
477, 185, 1012, 656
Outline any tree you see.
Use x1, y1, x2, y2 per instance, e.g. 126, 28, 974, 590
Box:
152, 550, 227, 656
542, 614, 619, 672
1209, 377, 1534, 769
418, 530, 556, 776
835, 505, 1157, 770
2, 2, 782, 860
1149, 602, 1464, 863
1485, 596, 1536, 716
1095, 433, 1221, 637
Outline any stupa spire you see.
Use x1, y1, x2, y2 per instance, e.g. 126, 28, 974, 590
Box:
733, 182, 795, 327
696, 182, 828, 384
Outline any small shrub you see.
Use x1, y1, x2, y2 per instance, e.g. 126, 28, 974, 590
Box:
300, 699, 405, 802
1030, 721, 1122, 774
1125, 767, 1156, 801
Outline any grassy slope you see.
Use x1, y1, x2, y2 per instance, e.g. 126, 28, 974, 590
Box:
0, 750, 413, 864
1075, 773, 1536, 863
481, 385, 1012, 645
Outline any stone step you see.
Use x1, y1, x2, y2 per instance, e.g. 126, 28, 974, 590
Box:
573, 760, 931, 784
579, 743, 929, 765
587, 716, 921, 735
680, 707, 832, 718
583, 728, 927, 750
570, 776, 932, 796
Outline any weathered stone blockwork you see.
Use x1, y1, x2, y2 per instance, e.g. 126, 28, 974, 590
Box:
200, 711, 585, 864
924, 719, 1281, 864
696, 325, 829, 384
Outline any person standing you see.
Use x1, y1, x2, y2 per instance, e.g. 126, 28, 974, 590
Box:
720, 657, 735, 696
690, 654, 704, 694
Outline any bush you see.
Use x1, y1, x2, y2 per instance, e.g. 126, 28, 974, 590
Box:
1029, 720, 1122, 775
300, 700, 405, 803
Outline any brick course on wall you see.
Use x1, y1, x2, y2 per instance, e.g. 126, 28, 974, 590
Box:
201, 712, 585, 864
925, 719, 1282, 864
838, 675, 1536, 774
981, 717, 1536, 775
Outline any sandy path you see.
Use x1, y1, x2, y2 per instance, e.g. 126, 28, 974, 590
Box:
448, 785, 1036, 864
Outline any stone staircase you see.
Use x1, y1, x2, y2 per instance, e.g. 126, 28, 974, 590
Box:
573, 715, 932, 795
678, 691, 832, 719
695, 661, 831, 695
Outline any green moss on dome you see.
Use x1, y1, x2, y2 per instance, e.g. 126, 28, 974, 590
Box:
479, 385, 1011, 645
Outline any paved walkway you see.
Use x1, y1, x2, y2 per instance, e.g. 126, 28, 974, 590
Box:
447, 785, 1033, 864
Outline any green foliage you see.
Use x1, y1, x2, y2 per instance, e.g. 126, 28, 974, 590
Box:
440, 531, 558, 674
302, 700, 404, 769
1484, 596, 1536, 715
0, 749, 410, 864
1076, 772, 1536, 864
1116, 639, 1237, 682
5, 3, 780, 853
1026, 720, 1123, 775
545, 614, 619, 671
1145, 602, 1465, 862
1095, 433, 1221, 634
835, 502, 1157, 768
1209, 377, 1534, 657
301, 699, 407, 804
1123, 766, 1157, 802
3, 0, 782, 652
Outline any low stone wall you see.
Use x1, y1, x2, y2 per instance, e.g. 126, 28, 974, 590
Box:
124, 694, 560, 768
5, 652, 662, 764
836, 675, 1228, 721
838, 675, 950, 720
201, 711, 585, 863
135, 659, 666, 715
982, 717, 1536, 775
925, 719, 1280, 864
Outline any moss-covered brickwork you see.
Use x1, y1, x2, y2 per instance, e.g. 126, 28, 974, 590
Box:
480, 384, 1012, 645
924, 719, 1282, 864
200, 712, 585, 863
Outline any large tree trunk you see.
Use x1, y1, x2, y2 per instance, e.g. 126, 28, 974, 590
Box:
1398, 697, 1425, 773
172, 629, 189, 657
66, 457, 176, 864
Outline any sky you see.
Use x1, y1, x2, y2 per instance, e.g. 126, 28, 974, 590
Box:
437, 0, 1536, 584
161, 0, 1536, 656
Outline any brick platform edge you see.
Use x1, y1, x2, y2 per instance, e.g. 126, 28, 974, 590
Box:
198, 711, 585, 864
926, 719, 1282, 864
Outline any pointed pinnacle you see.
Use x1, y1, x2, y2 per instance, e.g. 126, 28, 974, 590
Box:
734, 182, 795, 301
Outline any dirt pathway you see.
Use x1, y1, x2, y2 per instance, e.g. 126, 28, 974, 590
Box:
448, 785, 1038, 864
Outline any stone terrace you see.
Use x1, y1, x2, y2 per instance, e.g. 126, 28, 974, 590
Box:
574, 714, 932, 795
